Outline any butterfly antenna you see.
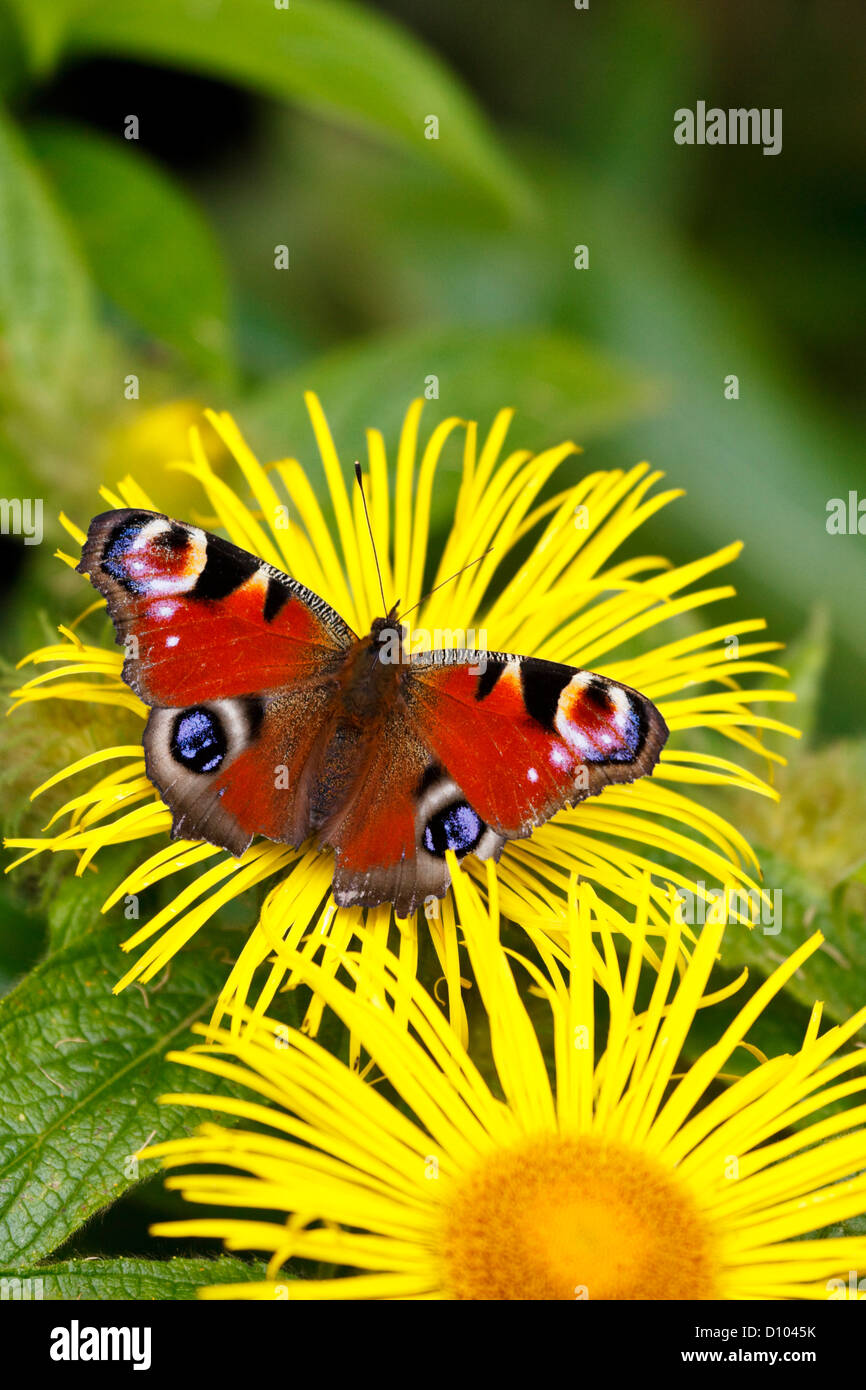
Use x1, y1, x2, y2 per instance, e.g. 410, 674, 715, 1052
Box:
396, 547, 493, 625
354, 461, 388, 614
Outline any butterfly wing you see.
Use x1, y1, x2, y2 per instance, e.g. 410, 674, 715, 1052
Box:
78, 509, 355, 703
326, 647, 667, 916
324, 715, 507, 916
78, 509, 354, 854
407, 649, 668, 833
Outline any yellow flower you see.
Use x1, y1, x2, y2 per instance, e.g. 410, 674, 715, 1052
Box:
5, 394, 796, 1040
146, 862, 866, 1300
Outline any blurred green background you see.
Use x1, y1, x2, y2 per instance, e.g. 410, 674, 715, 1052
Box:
1, 0, 865, 1284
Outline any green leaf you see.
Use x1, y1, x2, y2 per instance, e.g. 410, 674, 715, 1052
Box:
0, 926, 247, 1265
0, 2, 31, 99
715, 848, 866, 1026
728, 739, 866, 894
0, 1254, 269, 1300
31, 122, 231, 377
62, 0, 528, 213
45, 846, 141, 954
779, 607, 830, 748
2, 0, 82, 75
0, 884, 44, 999
240, 324, 660, 465
680, 964, 816, 1081
0, 104, 96, 407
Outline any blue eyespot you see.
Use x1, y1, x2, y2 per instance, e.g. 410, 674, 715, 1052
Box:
170, 707, 227, 774
607, 707, 641, 762
424, 801, 483, 858
103, 520, 146, 591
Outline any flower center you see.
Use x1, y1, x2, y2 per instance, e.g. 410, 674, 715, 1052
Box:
439, 1133, 717, 1300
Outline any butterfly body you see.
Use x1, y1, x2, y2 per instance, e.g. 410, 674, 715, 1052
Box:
306, 624, 404, 830
331, 612, 406, 719
78, 509, 668, 915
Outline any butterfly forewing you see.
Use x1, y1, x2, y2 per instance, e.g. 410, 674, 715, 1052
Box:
78, 509, 354, 856
405, 649, 668, 838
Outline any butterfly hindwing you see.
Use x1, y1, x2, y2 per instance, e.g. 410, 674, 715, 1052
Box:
325, 728, 505, 915
143, 685, 337, 856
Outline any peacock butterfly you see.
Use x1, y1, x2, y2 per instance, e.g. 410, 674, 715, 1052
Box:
77, 502, 668, 916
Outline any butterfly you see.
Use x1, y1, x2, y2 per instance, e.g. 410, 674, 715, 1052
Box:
77, 504, 668, 916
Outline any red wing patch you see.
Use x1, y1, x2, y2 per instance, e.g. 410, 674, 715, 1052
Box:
316, 715, 505, 917
407, 652, 668, 838
77, 509, 354, 706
